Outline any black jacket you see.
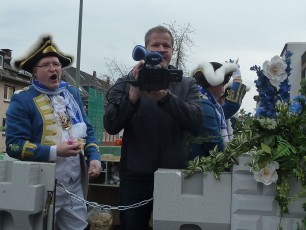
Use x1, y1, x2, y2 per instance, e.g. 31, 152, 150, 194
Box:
103, 73, 202, 180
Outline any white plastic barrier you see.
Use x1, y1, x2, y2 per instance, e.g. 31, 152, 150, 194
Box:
0, 160, 56, 230
153, 169, 232, 230
153, 156, 305, 230
231, 156, 305, 230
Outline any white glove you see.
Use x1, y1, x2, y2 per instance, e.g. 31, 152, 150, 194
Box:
232, 66, 241, 81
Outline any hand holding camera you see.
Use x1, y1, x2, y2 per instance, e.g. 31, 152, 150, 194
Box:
131, 45, 182, 91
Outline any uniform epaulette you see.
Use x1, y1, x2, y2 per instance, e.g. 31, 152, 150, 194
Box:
14, 86, 29, 94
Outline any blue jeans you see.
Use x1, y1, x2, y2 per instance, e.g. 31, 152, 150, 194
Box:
119, 178, 154, 230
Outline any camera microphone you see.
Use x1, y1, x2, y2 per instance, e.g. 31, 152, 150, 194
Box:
132, 45, 163, 65
132, 45, 147, 61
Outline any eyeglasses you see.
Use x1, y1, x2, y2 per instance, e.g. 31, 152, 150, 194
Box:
36, 62, 62, 70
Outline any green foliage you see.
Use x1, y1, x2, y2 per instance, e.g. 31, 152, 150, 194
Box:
0, 146, 5, 160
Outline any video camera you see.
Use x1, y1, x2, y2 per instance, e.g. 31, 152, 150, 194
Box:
131, 45, 182, 91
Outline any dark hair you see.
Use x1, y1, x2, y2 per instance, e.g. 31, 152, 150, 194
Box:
193, 71, 210, 88
223, 73, 232, 85
144, 25, 174, 48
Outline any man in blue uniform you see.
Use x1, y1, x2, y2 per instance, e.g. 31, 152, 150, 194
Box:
5, 36, 101, 229
190, 61, 239, 159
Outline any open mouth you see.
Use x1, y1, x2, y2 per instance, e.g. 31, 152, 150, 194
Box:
50, 74, 58, 80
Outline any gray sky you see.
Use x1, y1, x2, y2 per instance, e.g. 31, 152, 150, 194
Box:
1, 0, 306, 112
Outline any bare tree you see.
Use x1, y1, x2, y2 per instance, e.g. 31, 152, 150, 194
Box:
164, 21, 196, 75
98, 57, 130, 85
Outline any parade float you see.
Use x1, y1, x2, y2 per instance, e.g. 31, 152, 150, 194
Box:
154, 51, 306, 230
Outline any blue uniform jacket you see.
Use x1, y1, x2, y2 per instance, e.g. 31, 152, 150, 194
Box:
5, 85, 100, 163
223, 81, 247, 119
189, 81, 247, 160
189, 98, 223, 159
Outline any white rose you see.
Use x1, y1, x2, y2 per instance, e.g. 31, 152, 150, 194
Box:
262, 55, 287, 90
253, 161, 279, 185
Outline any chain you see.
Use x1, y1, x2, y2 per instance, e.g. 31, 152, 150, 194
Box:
56, 183, 153, 211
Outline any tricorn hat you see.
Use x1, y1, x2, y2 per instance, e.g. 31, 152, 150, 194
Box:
14, 35, 73, 73
193, 62, 238, 88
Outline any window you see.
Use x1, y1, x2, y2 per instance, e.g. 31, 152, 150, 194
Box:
2, 118, 6, 135
4, 85, 15, 102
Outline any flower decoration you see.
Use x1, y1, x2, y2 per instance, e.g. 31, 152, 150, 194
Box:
253, 161, 279, 185
251, 51, 292, 117
290, 95, 306, 115
262, 55, 288, 90
185, 50, 306, 228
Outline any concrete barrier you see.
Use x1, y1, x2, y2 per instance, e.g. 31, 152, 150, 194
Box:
0, 160, 56, 230
153, 169, 232, 230
231, 156, 305, 230
153, 156, 305, 230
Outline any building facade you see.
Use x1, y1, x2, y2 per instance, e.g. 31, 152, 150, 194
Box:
302, 50, 306, 79
0, 49, 31, 151
280, 42, 306, 98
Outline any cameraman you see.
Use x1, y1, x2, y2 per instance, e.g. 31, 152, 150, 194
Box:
103, 25, 202, 230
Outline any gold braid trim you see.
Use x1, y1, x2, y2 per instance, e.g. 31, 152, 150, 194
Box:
226, 83, 246, 104
19, 40, 72, 69
33, 94, 61, 146
85, 143, 100, 152
21, 141, 37, 159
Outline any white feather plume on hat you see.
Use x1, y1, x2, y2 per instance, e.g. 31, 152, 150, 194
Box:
224, 78, 233, 90
193, 62, 238, 87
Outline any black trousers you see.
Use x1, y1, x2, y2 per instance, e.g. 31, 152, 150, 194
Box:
119, 178, 154, 230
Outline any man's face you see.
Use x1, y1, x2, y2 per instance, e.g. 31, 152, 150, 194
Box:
146, 32, 173, 69
218, 96, 226, 105
210, 84, 225, 100
33, 56, 62, 90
